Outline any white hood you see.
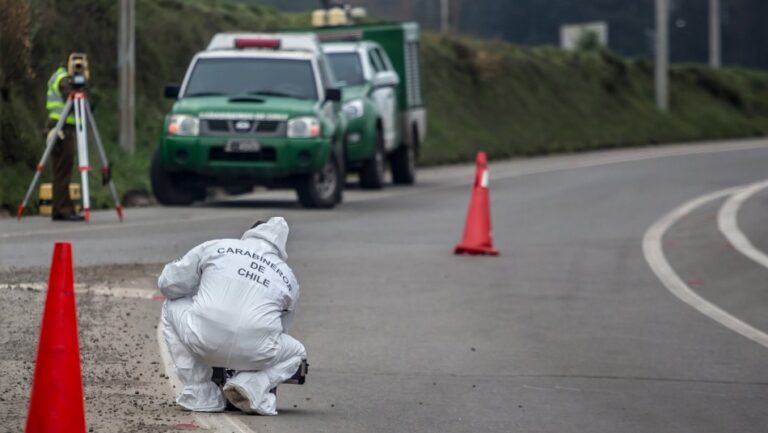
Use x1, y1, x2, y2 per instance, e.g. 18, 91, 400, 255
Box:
241, 216, 289, 259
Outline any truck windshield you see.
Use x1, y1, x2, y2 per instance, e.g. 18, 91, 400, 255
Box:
184, 58, 318, 100
326, 52, 365, 87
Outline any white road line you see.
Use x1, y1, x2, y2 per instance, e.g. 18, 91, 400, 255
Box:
156, 319, 255, 433
4, 139, 767, 240
492, 139, 768, 181
0, 283, 158, 299
642, 184, 768, 349
718, 179, 768, 270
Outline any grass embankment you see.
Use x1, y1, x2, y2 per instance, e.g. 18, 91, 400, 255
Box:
2, 0, 768, 212
422, 34, 768, 163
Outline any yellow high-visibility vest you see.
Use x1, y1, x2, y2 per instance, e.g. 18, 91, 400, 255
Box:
46, 67, 75, 125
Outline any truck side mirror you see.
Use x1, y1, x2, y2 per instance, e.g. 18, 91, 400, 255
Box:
325, 88, 342, 102
164, 84, 180, 99
372, 71, 399, 88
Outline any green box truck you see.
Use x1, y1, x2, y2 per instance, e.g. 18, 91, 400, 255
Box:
316, 22, 427, 188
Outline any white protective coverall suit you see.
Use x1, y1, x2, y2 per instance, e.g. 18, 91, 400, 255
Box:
159, 217, 305, 415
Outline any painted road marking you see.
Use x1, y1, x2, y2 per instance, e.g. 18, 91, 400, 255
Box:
718, 179, 768, 270
643, 184, 768, 349
3, 139, 767, 241
1, 282, 158, 299
156, 318, 255, 433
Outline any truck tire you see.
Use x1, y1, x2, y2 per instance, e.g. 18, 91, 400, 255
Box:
390, 141, 417, 185
150, 149, 205, 206
296, 151, 342, 209
358, 129, 386, 189
336, 144, 345, 205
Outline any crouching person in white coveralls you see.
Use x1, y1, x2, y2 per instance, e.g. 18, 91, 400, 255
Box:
159, 217, 306, 415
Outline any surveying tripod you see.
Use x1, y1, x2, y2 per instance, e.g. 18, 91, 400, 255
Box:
17, 90, 124, 222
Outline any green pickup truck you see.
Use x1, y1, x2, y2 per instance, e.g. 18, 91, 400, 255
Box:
318, 23, 427, 189
152, 33, 346, 208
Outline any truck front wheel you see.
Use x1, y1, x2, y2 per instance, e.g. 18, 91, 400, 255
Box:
150, 149, 205, 206
296, 151, 342, 209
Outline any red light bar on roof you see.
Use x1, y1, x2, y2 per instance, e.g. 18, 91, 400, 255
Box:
234, 38, 281, 49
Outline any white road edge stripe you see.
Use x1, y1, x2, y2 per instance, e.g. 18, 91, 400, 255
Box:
0, 283, 158, 300
718, 179, 768, 269
0, 283, 256, 433
156, 319, 255, 433
642, 184, 768, 349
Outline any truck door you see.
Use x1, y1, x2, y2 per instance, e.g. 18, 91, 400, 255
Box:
368, 48, 398, 151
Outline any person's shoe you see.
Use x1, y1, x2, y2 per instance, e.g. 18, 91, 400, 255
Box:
52, 213, 85, 222
223, 383, 254, 413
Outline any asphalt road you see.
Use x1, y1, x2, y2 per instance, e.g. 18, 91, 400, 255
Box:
2, 138, 768, 432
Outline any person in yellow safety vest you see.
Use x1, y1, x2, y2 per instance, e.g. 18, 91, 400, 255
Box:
45, 64, 84, 221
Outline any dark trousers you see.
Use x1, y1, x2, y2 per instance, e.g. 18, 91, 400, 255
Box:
50, 123, 76, 217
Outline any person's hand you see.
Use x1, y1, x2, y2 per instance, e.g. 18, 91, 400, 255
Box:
46, 128, 64, 144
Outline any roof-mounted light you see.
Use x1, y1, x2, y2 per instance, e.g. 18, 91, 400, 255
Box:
234, 38, 281, 49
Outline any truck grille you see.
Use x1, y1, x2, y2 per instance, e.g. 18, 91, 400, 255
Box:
255, 120, 280, 133
209, 146, 277, 162
207, 120, 229, 132
201, 119, 285, 136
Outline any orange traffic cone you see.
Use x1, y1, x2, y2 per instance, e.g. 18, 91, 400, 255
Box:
26, 242, 86, 433
454, 152, 499, 256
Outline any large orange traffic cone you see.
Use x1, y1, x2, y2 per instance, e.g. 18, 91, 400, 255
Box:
25, 242, 86, 433
454, 152, 499, 256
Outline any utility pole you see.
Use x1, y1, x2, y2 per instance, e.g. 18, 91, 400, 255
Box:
118, 0, 135, 154
440, 0, 459, 33
655, 0, 669, 112
709, 0, 721, 68
440, 0, 450, 33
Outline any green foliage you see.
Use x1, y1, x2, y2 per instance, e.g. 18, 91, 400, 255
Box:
0, 0, 309, 211
576, 31, 600, 52
1, 0, 768, 212
418, 33, 768, 164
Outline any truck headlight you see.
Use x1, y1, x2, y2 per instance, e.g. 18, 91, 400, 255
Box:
168, 115, 200, 136
342, 99, 364, 120
287, 116, 321, 138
